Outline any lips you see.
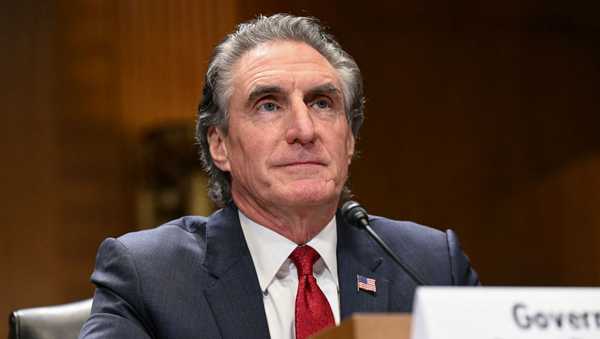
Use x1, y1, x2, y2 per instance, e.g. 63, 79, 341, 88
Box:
272, 150, 329, 168
275, 160, 326, 167
272, 155, 328, 167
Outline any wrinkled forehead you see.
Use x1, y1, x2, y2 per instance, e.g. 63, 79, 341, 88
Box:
230, 40, 343, 95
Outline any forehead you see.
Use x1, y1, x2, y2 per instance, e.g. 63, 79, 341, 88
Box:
230, 40, 342, 96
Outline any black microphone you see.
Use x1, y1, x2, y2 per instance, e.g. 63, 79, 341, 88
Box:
341, 200, 428, 285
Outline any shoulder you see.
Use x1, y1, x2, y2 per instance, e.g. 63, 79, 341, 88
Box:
365, 215, 478, 285
90, 215, 217, 312
117, 216, 208, 253
106, 216, 209, 272
368, 215, 448, 252
86, 215, 224, 337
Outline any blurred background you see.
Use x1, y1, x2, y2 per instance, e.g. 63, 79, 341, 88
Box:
2, 0, 600, 336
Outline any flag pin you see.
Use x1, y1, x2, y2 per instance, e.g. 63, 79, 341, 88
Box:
357, 274, 377, 293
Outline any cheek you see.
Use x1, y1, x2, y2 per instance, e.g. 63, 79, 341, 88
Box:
229, 138, 268, 173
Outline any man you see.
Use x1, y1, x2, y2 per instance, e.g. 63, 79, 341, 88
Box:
80, 14, 479, 339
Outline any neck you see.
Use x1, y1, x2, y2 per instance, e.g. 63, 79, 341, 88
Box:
232, 193, 338, 244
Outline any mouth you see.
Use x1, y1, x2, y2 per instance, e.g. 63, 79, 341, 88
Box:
276, 161, 326, 168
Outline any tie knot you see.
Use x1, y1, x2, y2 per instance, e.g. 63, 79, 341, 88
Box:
289, 245, 320, 277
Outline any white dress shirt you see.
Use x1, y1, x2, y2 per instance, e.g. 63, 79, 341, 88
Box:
239, 211, 341, 339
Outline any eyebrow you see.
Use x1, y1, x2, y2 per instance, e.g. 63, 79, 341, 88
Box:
246, 82, 343, 105
247, 85, 285, 105
305, 83, 342, 99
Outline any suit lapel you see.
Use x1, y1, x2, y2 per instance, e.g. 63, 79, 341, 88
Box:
202, 204, 270, 339
337, 213, 417, 319
337, 212, 391, 319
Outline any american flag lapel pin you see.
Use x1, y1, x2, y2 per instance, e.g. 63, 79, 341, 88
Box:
357, 274, 377, 294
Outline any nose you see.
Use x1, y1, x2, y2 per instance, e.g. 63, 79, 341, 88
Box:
285, 100, 316, 145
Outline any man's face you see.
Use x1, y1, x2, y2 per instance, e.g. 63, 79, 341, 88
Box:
208, 40, 355, 210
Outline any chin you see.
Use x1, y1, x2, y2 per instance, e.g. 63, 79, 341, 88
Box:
278, 181, 340, 207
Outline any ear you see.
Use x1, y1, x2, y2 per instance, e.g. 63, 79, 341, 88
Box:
346, 132, 355, 164
207, 126, 231, 172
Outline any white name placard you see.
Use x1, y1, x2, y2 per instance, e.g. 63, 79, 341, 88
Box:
411, 287, 600, 339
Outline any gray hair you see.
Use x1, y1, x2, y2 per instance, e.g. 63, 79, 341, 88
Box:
196, 14, 365, 207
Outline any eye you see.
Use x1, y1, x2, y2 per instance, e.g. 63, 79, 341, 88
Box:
257, 101, 280, 112
311, 98, 332, 110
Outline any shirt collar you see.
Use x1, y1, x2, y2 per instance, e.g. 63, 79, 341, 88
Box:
238, 210, 339, 292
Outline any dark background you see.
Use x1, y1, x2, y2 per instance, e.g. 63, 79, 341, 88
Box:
2, 0, 600, 336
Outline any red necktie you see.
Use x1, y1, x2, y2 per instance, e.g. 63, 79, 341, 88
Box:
289, 245, 335, 339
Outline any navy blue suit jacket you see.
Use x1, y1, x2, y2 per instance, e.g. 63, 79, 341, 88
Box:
79, 204, 479, 338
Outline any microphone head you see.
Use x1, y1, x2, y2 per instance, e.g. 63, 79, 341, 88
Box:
341, 200, 369, 228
